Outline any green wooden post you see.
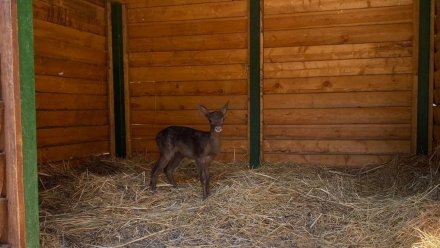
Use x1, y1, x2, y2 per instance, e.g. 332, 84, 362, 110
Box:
417, 0, 431, 154
111, 3, 126, 158
249, 0, 261, 168
17, 0, 40, 247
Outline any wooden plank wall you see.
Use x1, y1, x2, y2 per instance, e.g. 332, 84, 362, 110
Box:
33, 0, 111, 162
262, 0, 416, 166
433, 0, 440, 149
126, 0, 249, 161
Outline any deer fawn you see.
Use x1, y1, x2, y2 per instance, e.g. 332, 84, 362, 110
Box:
149, 102, 229, 199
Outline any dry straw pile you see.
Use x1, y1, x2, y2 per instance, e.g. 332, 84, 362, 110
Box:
39, 155, 440, 247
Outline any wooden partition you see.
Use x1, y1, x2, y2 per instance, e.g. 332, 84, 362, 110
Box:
262, 0, 417, 166
33, 0, 111, 162
126, 0, 249, 161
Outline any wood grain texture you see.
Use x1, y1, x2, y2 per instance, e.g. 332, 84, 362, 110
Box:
129, 33, 247, 52
129, 49, 247, 67
264, 124, 411, 140
128, 17, 247, 38
0, 1, 26, 245
37, 110, 109, 128
263, 74, 413, 94
37, 126, 109, 147
263, 107, 411, 125
35, 76, 107, 95
264, 0, 413, 15
130, 110, 247, 125
131, 124, 248, 138
263, 91, 412, 109
263, 154, 394, 167
127, 1, 246, 23
265, 5, 413, 31
129, 80, 247, 96
130, 95, 246, 110
37, 141, 110, 162
264, 23, 413, 48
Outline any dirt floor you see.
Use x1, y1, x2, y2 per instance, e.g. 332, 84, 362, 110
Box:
39, 155, 440, 248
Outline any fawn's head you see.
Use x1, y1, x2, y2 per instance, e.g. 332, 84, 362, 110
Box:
198, 102, 229, 133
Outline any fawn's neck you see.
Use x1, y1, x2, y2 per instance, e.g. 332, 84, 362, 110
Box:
209, 126, 222, 152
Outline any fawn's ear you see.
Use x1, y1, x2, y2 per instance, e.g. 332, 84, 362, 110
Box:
221, 101, 229, 115
198, 105, 210, 116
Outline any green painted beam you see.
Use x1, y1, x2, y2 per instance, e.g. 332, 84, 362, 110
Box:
417, 0, 431, 154
17, 0, 40, 247
111, 3, 127, 158
249, 0, 261, 168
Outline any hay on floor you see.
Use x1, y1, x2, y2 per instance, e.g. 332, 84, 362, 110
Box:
39, 155, 440, 247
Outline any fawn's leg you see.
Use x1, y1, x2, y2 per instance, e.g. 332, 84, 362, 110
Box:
150, 153, 173, 191
164, 153, 183, 187
196, 160, 210, 200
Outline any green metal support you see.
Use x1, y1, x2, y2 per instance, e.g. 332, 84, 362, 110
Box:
17, 0, 40, 247
111, 3, 126, 158
249, 0, 261, 168
417, 0, 431, 154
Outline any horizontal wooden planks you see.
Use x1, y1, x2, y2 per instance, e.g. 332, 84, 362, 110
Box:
130, 80, 247, 96
132, 138, 248, 154
38, 141, 109, 162
264, 58, 412, 79
34, 56, 106, 81
265, 5, 413, 31
131, 124, 248, 139
129, 33, 247, 52
264, 91, 412, 109
264, 42, 413, 63
264, 23, 413, 48
127, 1, 247, 23
37, 126, 109, 147
34, 0, 109, 163
130, 95, 246, 110
33, 0, 105, 35
36, 93, 108, 110
126, 0, 249, 161
264, 108, 411, 125
262, 0, 415, 166
264, 0, 413, 15
131, 110, 247, 125
129, 49, 247, 67
128, 17, 247, 38
264, 140, 410, 154
37, 110, 109, 128
33, 19, 105, 50
263, 74, 413, 94
264, 124, 411, 140
263, 154, 394, 167
35, 76, 107, 95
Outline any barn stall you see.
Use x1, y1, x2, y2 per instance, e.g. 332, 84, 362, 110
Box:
0, 0, 439, 247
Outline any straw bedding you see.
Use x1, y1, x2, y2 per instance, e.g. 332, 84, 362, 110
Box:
39, 155, 440, 247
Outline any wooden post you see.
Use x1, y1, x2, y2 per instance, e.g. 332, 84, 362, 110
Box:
17, 0, 39, 247
0, 1, 27, 247
107, 1, 116, 157
249, 0, 261, 168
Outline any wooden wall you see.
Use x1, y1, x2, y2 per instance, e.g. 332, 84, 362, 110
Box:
126, 0, 249, 161
33, 0, 111, 162
262, 0, 416, 166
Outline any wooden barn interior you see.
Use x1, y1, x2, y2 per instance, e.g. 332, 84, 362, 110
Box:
35, 0, 418, 166
0, 0, 438, 246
